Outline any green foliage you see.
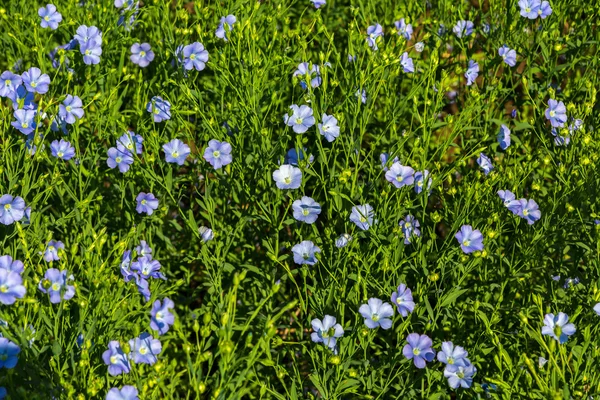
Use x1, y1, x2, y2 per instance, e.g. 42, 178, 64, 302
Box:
1, 0, 600, 399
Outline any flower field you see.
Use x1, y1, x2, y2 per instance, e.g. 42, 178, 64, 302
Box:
1, 0, 600, 398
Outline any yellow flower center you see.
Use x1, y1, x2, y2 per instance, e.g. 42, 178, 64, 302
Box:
22, 122, 28, 128
141, 199, 147, 205
31, 82, 37, 88
139, 346, 148, 355
3, 204, 10, 210
115, 157, 122, 163
295, 118, 303, 124
302, 209, 309, 216
213, 151, 220, 158
44, 16, 50, 21
0, 285, 8, 293
171, 151, 179, 158
140, 51, 146, 57
57, 151, 64, 157
190, 54, 196, 60
110, 355, 118, 364
51, 282, 61, 291
66, 106, 72, 112
523, 209, 529, 216
462, 240, 471, 247
549, 111, 555, 117
284, 176, 291, 184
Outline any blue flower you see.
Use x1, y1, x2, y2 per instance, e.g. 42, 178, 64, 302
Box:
0, 71, 22, 97
106, 386, 139, 400
285, 147, 314, 165
0, 269, 26, 305
136, 192, 159, 215
59, 95, 84, 124
593, 303, 600, 316
284, 105, 315, 134
43, 240, 64, 262
0, 256, 24, 273
8, 85, 36, 111
163, 139, 191, 165
545, 99, 567, 128
511, 108, 518, 118
497, 124, 511, 150
102, 341, 131, 376
385, 162, 415, 188
50, 139, 75, 160
541, 312, 576, 343
350, 204, 375, 231
551, 128, 570, 146
74, 25, 103, 46
400, 52, 414, 73
318, 114, 340, 142
135, 241, 152, 258
499, 45, 517, 67
356, 88, 367, 104
292, 196, 321, 224
380, 153, 399, 171
0, 387, 6, 399
414, 170, 432, 194
203, 140, 233, 169
465, 60, 479, 86
183, 42, 209, 71
272, 165, 302, 189
38, 4, 62, 30
366, 24, 384, 50
107, 147, 134, 173
80, 39, 103, 65
114, 0, 139, 10
0, 338, 20, 369
215, 15, 236, 40
131, 256, 165, 280
150, 298, 175, 335
394, 18, 413, 40
310, 0, 326, 7
293, 63, 322, 89
517, 199, 541, 225
390, 284, 415, 317
311, 315, 343, 350
497, 190, 522, 214
38, 268, 75, 303
444, 364, 476, 388
11, 109, 36, 135
455, 225, 484, 254
403, 333, 436, 368
147, 96, 171, 122
538, 1, 552, 18
130, 43, 155, 67
117, 131, 143, 155
0, 195, 25, 225
135, 276, 151, 302
22, 67, 51, 94
453, 20, 474, 38
437, 342, 470, 367
291, 241, 321, 265
518, 0, 540, 19
477, 153, 493, 175
335, 233, 352, 248
199, 226, 214, 242
129, 332, 161, 365
399, 215, 420, 244
359, 298, 394, 329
